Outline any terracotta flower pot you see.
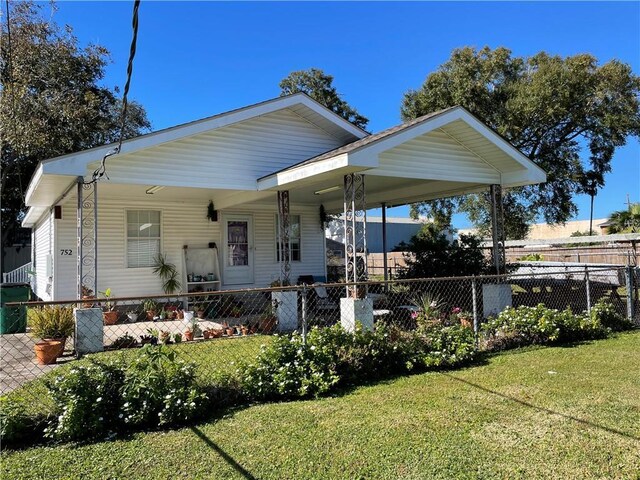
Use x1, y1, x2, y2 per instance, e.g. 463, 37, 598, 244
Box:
43, 337, 66, 358
210, 329, 223, 338
34, 341, 62, 365
81, 295, 96, 308
184, 330, 194, 341
240, 326, 249, 336
146, 310, 156, 321
103, 310, 118, 325
225, 327, 235, 336
203, 330, 211, 339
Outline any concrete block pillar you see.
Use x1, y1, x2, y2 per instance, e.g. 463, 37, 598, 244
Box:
272, 291, 298, 332
74, 307, 104, 355
340, 297, 373, 332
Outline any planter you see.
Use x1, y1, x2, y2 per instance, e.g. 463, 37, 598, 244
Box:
225, 327, 235, 336
210, 329, 223, 338
103, 310, 118, 325
81, 295, 96, 308
43, 337, 66, 358
146, 310, 156, 321
184, 330, 194, 341
34, 340, 62, 365
203, 330, 211, 339
240, 326, 249, 336
258, 316, 276, 334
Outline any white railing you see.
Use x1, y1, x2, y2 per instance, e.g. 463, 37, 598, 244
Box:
2, 262, 32, 284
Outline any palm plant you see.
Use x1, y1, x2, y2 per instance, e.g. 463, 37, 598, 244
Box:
152, 253, 182, 294
606, 203, 640, 234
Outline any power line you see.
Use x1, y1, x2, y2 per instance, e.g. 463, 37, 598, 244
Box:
90, 0, 141, 183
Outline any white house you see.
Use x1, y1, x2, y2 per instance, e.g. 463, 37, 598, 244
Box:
22, 93, 546, 301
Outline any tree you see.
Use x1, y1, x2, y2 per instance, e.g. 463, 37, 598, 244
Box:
403, 47, 640, 239
279, 68, 369, 130
1, 1, 150, 267
606, 203, 640, 234
399, 223, 492, 279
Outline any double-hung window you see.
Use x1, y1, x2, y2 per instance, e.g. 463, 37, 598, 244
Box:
276, 214, 301, 262
126, 210, 161, 267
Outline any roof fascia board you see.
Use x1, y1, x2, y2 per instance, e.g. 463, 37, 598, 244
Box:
24, 164, 44, 205
40, 94, 367, 176
22, 206, 48, 228
257, 154, 352, 190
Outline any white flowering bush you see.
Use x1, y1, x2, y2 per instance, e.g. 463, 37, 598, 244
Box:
121, 346, 206, 427
43, 346, 206, 441
44, 360, 125, 441
242, 332, 340, 400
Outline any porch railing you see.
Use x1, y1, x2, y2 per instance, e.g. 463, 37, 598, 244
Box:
2, 262, 32, 284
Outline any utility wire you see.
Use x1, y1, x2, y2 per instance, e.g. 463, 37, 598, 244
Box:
91, 0, 141, 183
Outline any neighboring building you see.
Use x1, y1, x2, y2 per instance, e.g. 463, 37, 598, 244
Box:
458, 218, 609, 240
21, 93, 546, 300
326, 216, 425, 253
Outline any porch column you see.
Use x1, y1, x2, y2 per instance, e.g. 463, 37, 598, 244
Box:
277, 190, 291, 285
489, 184, 506, 275
382, 202, 388, 292
77, 179, 98, 299
343, 173, 368, 296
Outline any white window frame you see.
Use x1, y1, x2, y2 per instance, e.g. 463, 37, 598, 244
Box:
125, 209, 162, 268
275, 213, 301, 262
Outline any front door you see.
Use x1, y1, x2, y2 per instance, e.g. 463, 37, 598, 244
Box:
223, 215, 254, 285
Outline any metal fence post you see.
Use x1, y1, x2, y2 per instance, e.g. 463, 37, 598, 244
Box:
625, 265, 635, 322
471, 277, 479, 346
301, 284, 308, 344
585, 266, 591, 315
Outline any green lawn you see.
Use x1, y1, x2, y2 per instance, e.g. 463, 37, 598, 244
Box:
2, 331, 639, 479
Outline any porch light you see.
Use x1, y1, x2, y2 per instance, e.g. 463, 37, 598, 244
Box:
314, 185, 341, 195
145, 185, 165, 194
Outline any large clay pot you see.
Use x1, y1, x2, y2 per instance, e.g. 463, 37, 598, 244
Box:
184, 330, 194, 341
34, 341, 62, 365
103, 311, 118, 325
43, 337, 66, 358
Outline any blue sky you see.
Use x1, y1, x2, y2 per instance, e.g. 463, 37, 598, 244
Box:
50, 1, 639, 227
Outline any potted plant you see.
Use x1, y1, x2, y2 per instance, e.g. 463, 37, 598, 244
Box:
210, 328, 223, 338
127, 311, 138, 323
100, 288, 118, 325
111, 333, 137, 349
240, 325, 249, 336
173, 332, 183, 343
225, 325, 236, 336
140, 328, 159, 345
184, 317, 201, 341
153, 253, 182, 294
27, 305, 74, 361
81, 285, 96, 308
202, 329, 211, 339
258, 305, 277, 334
195, 304, 206, 319
159, 330, 172, 345
143, 299, 159, 321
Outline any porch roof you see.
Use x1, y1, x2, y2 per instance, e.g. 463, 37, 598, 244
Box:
256, 106, 547, 212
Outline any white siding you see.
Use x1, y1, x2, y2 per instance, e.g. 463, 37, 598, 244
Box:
54, 206, 78, 299
53, 198, 326, 300
373, 129, 501, 184
91, 109, 345, 190
33, 212, 53, 301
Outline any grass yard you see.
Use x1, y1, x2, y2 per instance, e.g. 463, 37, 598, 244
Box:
2, 331, 639, 479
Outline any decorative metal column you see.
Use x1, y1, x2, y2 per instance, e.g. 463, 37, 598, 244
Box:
490, 184, 506, 275
344, 173, 367, 297
77, 180, 98, 299
277, 190, 291, 286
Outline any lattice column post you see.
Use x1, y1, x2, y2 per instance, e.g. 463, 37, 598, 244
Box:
490, 184, 506, 276
277, 190, 291, 286
344, 173, 367, 298
77, 180, 98, 299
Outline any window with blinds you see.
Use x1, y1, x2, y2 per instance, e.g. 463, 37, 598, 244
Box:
276, 214, 301, 262
126, 210, 161, 268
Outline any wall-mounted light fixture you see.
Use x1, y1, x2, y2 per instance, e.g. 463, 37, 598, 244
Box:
145, 185, 165, 195
314, 185, 341, 195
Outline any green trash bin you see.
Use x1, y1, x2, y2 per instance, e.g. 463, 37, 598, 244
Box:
0, 283, 31, 334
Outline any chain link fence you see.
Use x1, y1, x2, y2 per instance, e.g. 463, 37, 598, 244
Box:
1, 265, 637, 396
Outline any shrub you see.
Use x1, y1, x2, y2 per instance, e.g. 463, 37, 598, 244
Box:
589, 299, 634, 332
42, 346, 207, 441
121, 346, 207, 427
242, 332, 340, 400
416, 324, 476, 368
27, 306, 74, 339
44, 360, 125, 441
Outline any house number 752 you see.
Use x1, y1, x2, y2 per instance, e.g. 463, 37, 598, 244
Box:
60, 249, 73, 256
